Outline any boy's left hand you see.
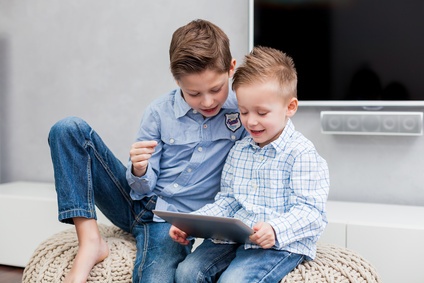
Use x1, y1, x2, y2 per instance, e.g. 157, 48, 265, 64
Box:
249, 222, 276, 249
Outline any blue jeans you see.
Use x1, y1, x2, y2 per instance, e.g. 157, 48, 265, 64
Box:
175, 239, 304, 283
48, 117, 192, 283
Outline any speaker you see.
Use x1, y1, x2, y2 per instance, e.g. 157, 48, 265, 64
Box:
320, 111, 423, 136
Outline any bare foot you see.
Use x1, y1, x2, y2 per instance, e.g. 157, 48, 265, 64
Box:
63, 219, 110, 283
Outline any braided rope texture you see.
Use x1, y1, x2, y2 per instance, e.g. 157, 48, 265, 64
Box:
282, 243, 382, 283
22, 224, 136, 283
23, 225, 381, 283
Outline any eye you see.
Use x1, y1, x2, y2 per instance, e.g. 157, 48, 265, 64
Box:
187, 92, 200, 97
258, 112, 268, 116
211, 87, 222, 93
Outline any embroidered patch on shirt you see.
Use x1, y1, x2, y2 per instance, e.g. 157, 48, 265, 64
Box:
225, 112, 242, 132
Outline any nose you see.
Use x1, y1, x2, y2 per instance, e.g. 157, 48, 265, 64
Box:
246, 114, 258, 127
201, 94, 214, 108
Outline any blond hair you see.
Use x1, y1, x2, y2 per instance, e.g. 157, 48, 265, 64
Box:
169, 19, 233, 80
232, 46, 297, 98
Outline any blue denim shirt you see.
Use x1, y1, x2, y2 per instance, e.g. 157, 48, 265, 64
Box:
126, 87, 247, 216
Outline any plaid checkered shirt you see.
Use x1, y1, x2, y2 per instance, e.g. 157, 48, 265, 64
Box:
194, 119, 330, 260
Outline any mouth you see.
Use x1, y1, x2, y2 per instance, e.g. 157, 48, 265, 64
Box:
250, 129, 265, 136
200, 106, 219, 115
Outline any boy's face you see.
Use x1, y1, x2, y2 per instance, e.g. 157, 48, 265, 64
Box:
177, 60, 236, 118
236, 79, 298, 148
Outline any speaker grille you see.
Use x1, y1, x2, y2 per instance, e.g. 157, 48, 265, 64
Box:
320, 111, 423, 136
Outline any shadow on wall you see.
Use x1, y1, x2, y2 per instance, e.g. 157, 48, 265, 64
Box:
0, 35, 10, 183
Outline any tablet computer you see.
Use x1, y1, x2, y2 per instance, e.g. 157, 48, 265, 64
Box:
153, 210, 254, 243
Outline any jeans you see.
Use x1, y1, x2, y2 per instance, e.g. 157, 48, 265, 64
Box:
48, 117, 192, 283
175, 239, 304, 283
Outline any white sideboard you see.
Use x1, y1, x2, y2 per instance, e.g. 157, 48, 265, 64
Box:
0, 182, 112, 267
320, 201, 424, 283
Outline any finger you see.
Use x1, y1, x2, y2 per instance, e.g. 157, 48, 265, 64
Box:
250, 232, 275, 248
177, 239, 190, 245
260, 236, 275, 249
255, 237, 270, 248
130, 149, 155, 168
170, 226, 180, 238
250, 229, 264, 242
252, 222, 263, 232
133, 140, 158, 149
174, 232, 189, 245
261, 242, 273, 249
130, 146, 156, 158
249, 233, 260, 244
131, 154, 152, 165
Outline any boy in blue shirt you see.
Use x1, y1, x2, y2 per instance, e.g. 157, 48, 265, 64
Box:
48, 19, 247, 283
170, 46, 330, 283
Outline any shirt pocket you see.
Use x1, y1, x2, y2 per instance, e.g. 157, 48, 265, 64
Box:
160, 122, 200, 145
160, 123, 200, 160
209, 112, 246, 142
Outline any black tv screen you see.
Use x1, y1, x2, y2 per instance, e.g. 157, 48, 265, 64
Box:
253, 0, 424, 104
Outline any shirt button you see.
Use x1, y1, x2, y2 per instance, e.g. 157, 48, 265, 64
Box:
169, 138, 175, 144
193, 110, 198, 114
197, 147, 203, 152
173, 183, 179, 188
203, 124, 208, 129
187, 168, 192, 173
231, 135, 236, 140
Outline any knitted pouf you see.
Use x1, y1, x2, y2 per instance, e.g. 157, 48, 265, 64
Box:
281, 243, 381, 283
23, 224, 381, 283
22, 224, 136, 283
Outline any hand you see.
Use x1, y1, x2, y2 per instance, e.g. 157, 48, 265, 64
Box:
169, 225, 190, 245
130, 140, 158, 177
249, 222, 276, 249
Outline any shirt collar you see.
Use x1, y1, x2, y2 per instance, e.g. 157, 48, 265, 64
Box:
246, 119, 295, 154
272, 119, 295, 152
174, 88, 192, 119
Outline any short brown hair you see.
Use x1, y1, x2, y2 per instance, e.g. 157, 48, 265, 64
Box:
169, 19, 233, 80
232, 46, 297, 98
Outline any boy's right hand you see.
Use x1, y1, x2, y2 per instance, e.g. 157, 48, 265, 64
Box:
169, 225, 190, 245
130, 140, 158, 177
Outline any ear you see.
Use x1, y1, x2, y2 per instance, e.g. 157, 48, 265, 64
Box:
286, 97, 298, 118
228, 59, 237, 78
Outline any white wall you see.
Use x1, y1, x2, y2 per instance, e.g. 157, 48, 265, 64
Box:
292, 106, 424, 206
0, 0, 423, 206
0, 0, 249, 181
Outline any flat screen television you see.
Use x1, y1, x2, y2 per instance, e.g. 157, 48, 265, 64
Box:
251, 0, 424, 106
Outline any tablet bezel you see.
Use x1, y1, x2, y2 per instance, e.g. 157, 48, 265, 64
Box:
153, 210, 254, 243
